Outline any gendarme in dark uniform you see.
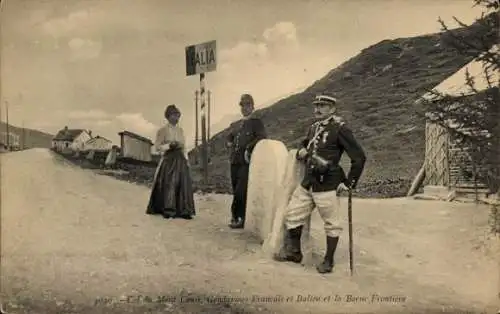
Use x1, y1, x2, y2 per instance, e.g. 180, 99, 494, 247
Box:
274, 93, 366, 274
226, 94, 267, 229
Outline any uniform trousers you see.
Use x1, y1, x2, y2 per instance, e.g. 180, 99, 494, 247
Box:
230, 163, 250, 221
284, 185, 343, 237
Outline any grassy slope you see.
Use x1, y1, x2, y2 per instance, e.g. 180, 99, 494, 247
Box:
191, 23, 493, 197
0, 122, 53, 149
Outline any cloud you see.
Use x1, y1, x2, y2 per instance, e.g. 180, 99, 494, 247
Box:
219, 41, 268, 67
82, 112, 157, 144
219, 21, 300, 68
67, 109, 109, 120
94, 120, 112, 127
42, 10, 93, 38
115, 113, 158, 137
68, 38, 102, 60
37, 109, 158, 145
209, 21, 337, 129
262, 21, 300, 55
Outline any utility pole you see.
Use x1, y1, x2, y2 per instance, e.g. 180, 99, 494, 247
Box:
5, 101, 9, 150
195, 90, 199, 164
207, 90, 211, 164
22, 121, 26, 150
0, 100, 2, 148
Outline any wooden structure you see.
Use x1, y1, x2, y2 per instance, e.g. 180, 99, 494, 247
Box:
118, 130, 153, 162
417, 46, 498, 195
0, 132, 20, 151
424, 121, 488, 190
52, 127, 92, 153
82, 135, 113, 152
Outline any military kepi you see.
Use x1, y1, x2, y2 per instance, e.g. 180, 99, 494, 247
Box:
312, 94, 337, 106
239, 94, 254, 106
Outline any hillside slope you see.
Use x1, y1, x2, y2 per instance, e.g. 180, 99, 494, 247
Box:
0, 122, 53, 149
189, 21, 496, 197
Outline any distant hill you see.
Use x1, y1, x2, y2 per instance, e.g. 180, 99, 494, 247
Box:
0, 122, 53, 149
210, 113, 241, 136
189, 17, 497, 197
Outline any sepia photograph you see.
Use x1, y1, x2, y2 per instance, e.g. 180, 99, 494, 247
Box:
1, 0, 499, 313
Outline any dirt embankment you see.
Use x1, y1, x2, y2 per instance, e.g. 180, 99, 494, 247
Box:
55, 150, 420, 199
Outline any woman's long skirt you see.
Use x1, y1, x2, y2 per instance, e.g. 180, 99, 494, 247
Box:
146, 149, 196, 219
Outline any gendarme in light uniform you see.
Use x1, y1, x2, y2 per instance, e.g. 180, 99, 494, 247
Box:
274, 94, 366, 274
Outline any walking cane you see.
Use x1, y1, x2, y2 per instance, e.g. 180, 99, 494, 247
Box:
348, 188, 354, 276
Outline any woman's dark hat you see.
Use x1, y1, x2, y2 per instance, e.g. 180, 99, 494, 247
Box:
165, 104, 181, 118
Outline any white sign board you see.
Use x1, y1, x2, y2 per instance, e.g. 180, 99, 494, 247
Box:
185, 40, 217, 76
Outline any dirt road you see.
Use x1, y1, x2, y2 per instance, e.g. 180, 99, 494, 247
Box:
1, 149, 498, 313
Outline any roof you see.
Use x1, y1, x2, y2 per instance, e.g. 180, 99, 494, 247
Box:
118, 130, 153, 145
420, 45, 499, 102
84, 135, 112, 144
53, 128, 86, 141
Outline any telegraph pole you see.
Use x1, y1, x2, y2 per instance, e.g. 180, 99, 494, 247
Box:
22, 121, 26, 150
195, 90, 199, 164
207, 90, 211, 163
5, 101, 9, 149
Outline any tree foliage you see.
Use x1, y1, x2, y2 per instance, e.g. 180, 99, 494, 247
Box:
423, 0, 499, 193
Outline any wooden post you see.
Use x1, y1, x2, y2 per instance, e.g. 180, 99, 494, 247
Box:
208, 90, 211, 140
200, 73, 208, 185
407, 165, 426, 197
22, 121, 25, 150
195, 90, 199, 164
5, 101, 9, 150
207, 90, 211, 164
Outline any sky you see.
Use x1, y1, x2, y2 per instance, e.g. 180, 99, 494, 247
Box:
1, 0, 484, 149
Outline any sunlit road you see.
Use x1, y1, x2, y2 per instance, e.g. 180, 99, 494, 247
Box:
1, 149, 497, 313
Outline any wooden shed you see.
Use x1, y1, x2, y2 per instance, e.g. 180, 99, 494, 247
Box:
415, 46, 498, 194
118, 130, 154, 162
424, 118, 490, 190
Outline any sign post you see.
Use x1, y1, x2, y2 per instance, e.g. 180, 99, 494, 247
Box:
208, 90, 211, 141
185, 40, 217, 185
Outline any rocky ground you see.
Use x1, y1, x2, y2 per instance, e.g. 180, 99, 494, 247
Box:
1, 149, 499, 314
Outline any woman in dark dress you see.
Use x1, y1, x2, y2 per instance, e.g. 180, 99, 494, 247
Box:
146, 105, 196, 219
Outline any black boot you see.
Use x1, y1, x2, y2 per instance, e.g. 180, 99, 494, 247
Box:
229, 217, 244, 229
316, 236, 339, 274
273, 225, 303, 264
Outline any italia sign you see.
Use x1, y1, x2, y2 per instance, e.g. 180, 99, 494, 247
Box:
185, 40, 217, 76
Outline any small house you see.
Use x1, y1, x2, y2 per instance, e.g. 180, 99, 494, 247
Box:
416, 45, 499, 193
83, 135, 113, 152
0, 132, 20, 151
52, 126, 92, 153
118, 130, 153, 162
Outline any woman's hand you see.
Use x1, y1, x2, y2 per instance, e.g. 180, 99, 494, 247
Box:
169, 141, 180, 150
158, 143, 170, 152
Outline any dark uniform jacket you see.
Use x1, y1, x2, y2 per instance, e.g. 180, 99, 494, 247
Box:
227, 116, 267, 165
298, 115, 366, 192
